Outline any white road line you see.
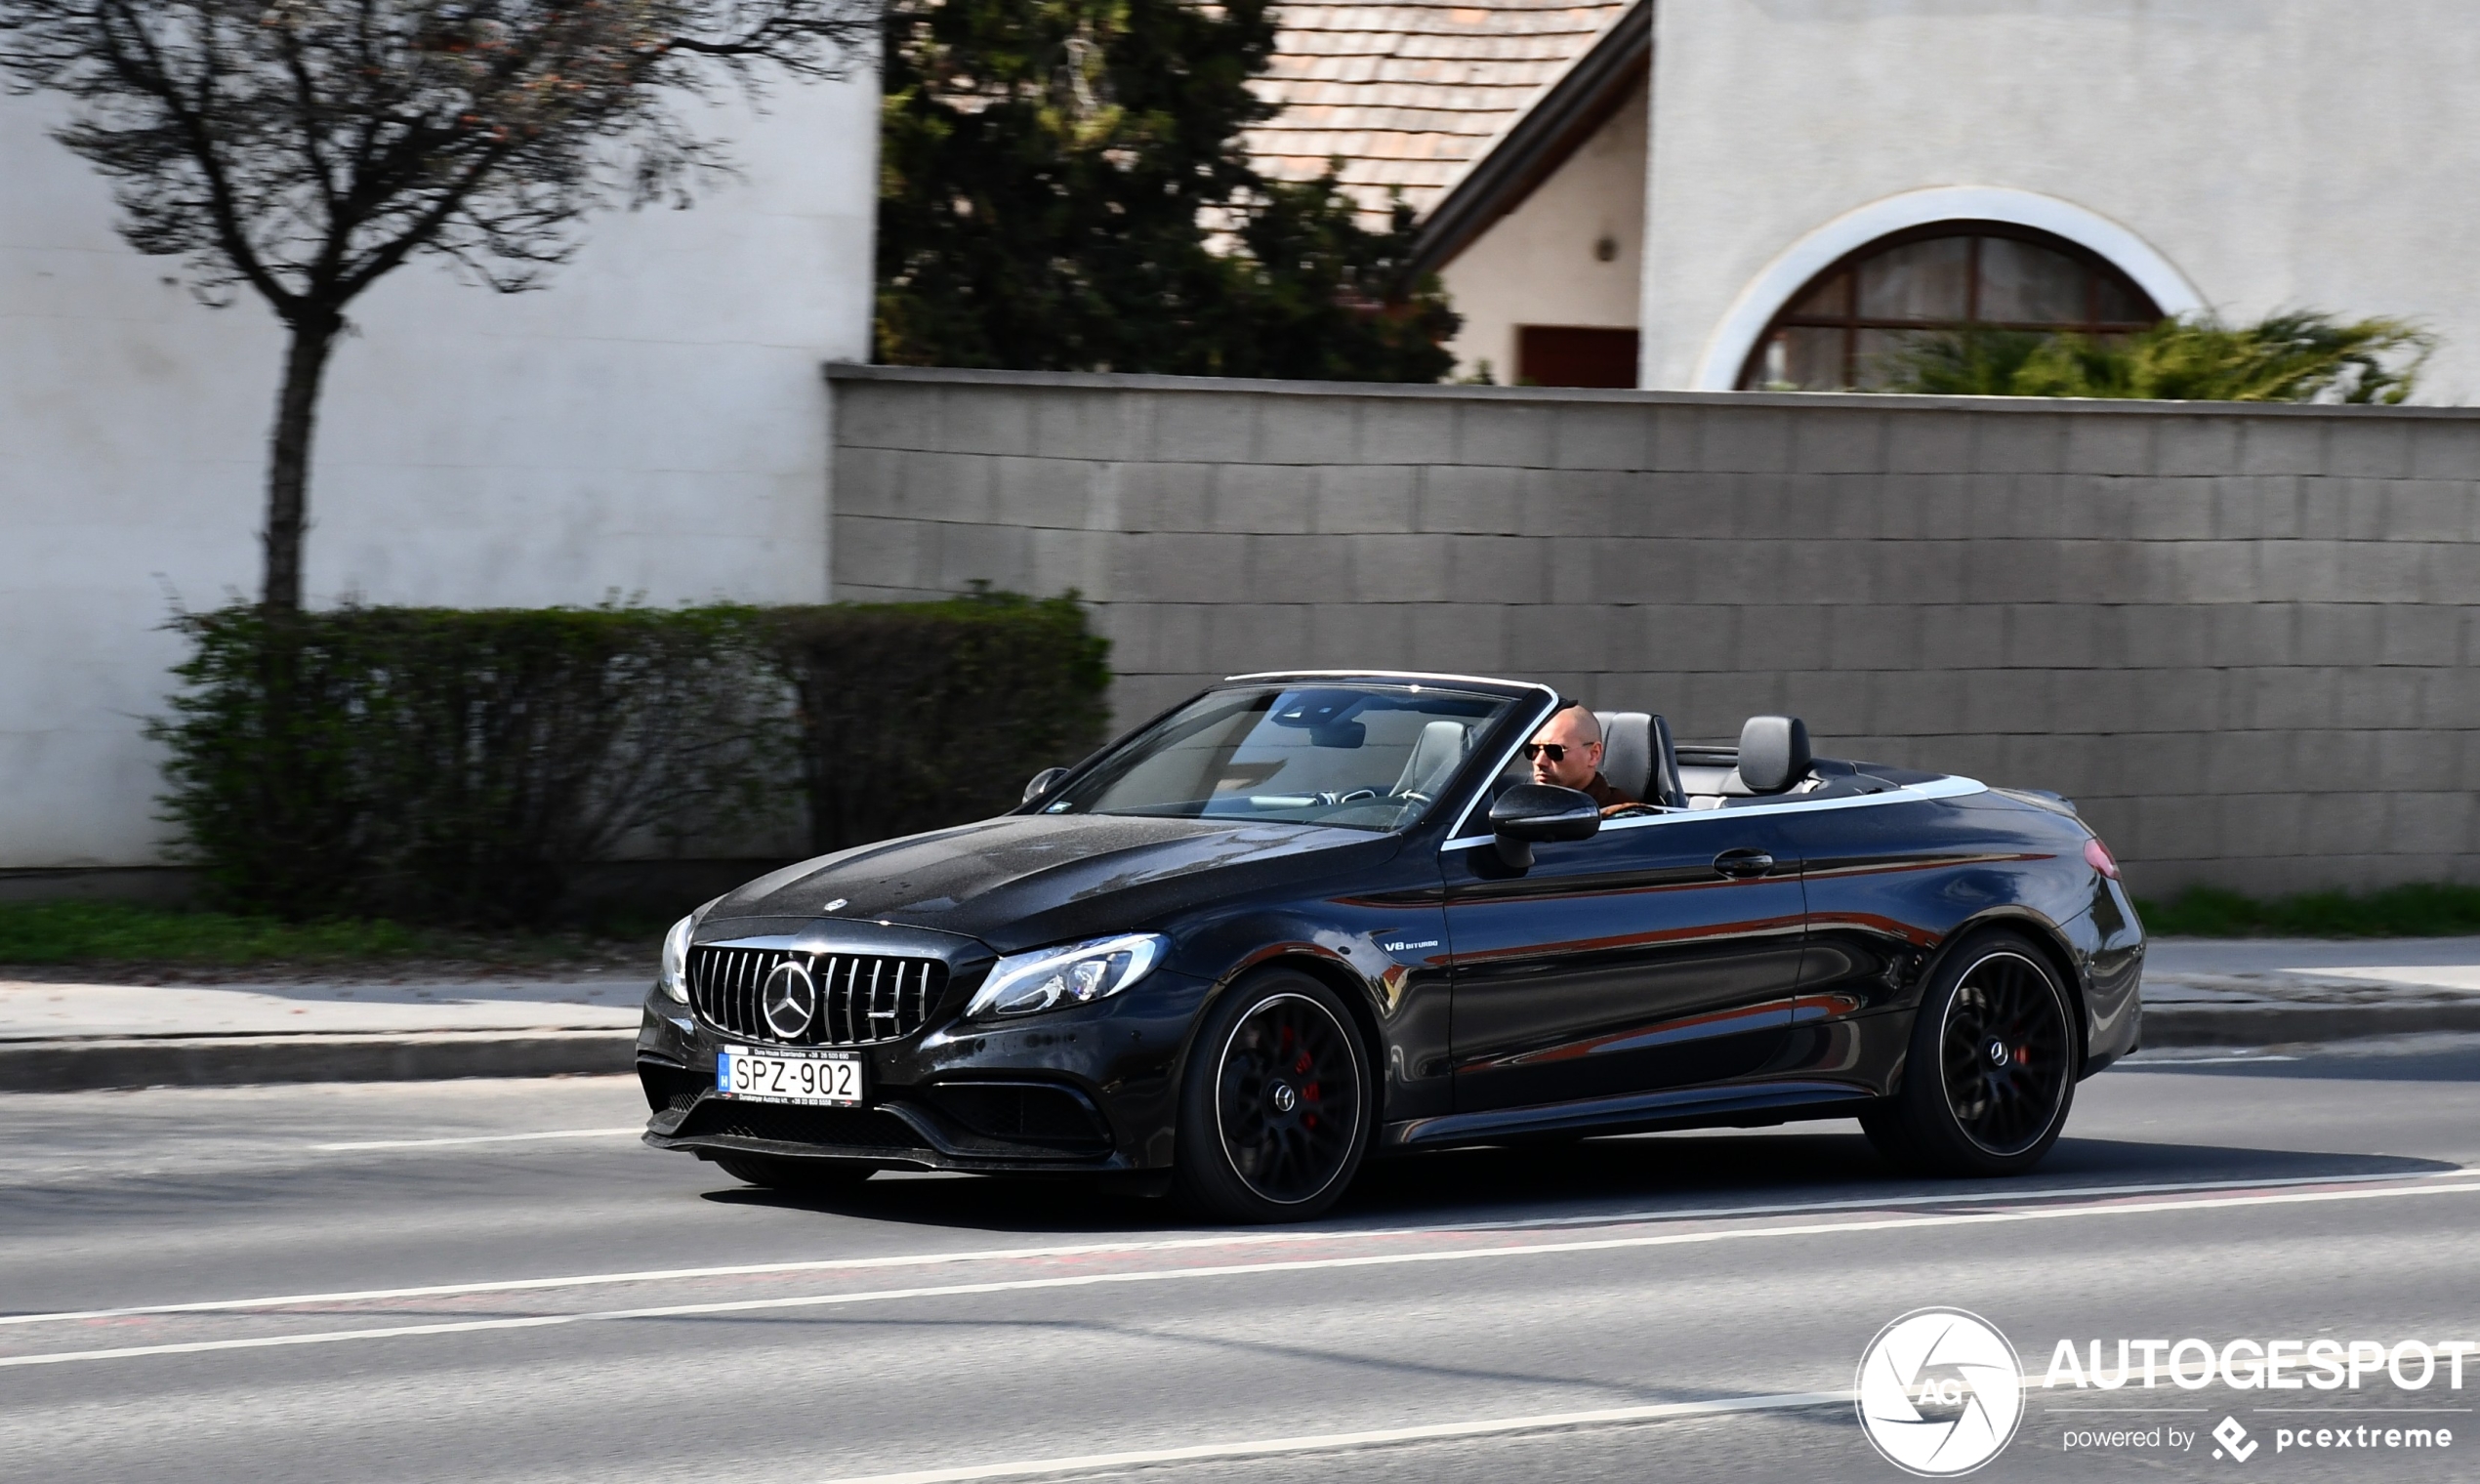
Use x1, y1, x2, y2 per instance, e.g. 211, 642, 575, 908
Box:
311, 1128, 643, 1151
4, 1167, 2465, 1330
8, 1175, 2480, 1370
2129, 1055, 2301, 1066
805, 1391, 1854, 1484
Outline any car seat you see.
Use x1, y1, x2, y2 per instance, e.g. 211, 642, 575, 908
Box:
1391, 719, 1470, 797
1724, 715, 1812, 796
1593, 711, 1688, 809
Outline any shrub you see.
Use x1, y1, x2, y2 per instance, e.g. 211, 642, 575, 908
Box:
769, 589, 1113, 853
154, 604, 783, 925
1881, 312, 2433, 402
151, 593, 1114, 925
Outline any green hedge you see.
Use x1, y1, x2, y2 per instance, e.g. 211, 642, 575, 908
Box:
153, 592, 1111, 925
772, 590, 1111, 854
2137, 884, 2480, 938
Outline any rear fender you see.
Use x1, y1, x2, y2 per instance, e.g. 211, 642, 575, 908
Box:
1916, 907, 2094, 1075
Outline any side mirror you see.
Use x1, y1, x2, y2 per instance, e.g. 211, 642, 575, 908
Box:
1023, 766, 1070, 804
1486, 783, 1600, 870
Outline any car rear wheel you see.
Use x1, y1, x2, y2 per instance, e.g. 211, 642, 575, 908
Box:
1175, 969, 1372, 1223
1863, 929, 2078, 1177
712, 1154, 876, 1191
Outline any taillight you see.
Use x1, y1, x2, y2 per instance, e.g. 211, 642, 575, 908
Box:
2084, 837, 2121, 881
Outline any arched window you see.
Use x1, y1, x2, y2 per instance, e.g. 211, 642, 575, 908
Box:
1737, 223, 2162, 391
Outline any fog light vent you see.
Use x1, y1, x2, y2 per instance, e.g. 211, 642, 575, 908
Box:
924, 1081, 1111, 1151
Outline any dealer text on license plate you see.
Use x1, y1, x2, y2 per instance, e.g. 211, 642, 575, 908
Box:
718, 1048, 864, 1105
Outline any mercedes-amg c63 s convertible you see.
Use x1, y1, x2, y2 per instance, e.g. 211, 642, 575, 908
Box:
638, 671, 2144, 1221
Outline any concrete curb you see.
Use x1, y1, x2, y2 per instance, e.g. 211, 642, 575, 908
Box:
4, 1002, 2474, 1093
2141, 1002, 2480, 1049
0, 1029, 637, 1093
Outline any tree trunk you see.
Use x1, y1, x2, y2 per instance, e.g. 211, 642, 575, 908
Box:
263, 309, 342, 614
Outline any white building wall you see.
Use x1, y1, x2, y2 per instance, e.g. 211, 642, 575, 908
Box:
0, 79, 880, 870
1640, 0, 2480, 399
1440, 78, 1647, 382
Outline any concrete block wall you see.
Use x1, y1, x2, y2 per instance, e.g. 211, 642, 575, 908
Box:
826, 365, 2480, 896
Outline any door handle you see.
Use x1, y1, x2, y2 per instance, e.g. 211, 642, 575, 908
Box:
1713, 848, 1775, 879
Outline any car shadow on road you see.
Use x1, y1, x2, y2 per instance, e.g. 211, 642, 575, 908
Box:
698, 1127, 2456, 1235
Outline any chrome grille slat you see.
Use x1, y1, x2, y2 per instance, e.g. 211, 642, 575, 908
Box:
836, 956, 853, 1046
824, 956, 841, 1044
688, 946, 944, 1048
828, 956, 847, 1045
823, 958, 843, 1051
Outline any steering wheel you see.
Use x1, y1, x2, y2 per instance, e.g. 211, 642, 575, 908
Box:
1314, 788, 1382, 806
1602, 803, 1662, 819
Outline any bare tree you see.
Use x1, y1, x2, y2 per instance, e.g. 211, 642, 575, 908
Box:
2, 0, 873, 612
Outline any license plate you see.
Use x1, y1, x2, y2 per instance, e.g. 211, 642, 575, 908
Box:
717, 1047, 864, 1106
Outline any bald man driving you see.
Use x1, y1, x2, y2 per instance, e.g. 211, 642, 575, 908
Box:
1524, 703, 1637, 812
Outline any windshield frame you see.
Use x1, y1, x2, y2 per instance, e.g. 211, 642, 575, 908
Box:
1021, 672, 1557, 838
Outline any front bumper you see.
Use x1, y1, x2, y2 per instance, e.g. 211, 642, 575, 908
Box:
636, 969, 1211, 1172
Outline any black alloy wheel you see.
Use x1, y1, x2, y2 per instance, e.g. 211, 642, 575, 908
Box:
712, 1154, 876, 1191
1939, 950, 2075, 1156
1176, 970, 1372, 1222
1863, 930, 2078, 1177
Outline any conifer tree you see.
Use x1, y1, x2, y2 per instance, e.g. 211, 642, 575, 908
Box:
875, 0, 1456, 380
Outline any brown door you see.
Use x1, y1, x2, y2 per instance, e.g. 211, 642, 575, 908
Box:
1517, 326, 1640, 388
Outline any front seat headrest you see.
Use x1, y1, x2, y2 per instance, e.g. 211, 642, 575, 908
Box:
1592, 711, 1652, 804
1736, 716, 1812, 795
1393, 719, 1469, 796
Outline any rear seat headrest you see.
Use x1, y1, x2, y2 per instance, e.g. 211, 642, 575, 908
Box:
1736, 716, 1812, 795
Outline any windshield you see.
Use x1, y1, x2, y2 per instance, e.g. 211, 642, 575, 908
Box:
1039, 683, 1517, 832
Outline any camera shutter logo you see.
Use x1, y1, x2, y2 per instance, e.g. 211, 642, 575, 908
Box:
1856, 1307, 2025, 1475
762, 959, 818, 1040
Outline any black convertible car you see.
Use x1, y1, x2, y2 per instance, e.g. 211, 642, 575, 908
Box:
639, 671, 2144, 1220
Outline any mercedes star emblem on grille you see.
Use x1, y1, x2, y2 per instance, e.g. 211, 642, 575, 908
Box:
761, 959, 818, 1040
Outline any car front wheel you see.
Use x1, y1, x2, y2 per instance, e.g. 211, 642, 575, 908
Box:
1175, 969, 1373, 1222
1863, 930, 2078, 1176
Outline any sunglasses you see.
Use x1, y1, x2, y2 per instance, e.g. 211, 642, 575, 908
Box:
1522, 742, 1591, 762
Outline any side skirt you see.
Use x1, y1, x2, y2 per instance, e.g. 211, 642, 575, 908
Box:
1380, 1081, 1875, 1151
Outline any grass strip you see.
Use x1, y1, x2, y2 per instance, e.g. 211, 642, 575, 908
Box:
0, 901, 641, 968
16, 882, 2471, 965
2137, 884, 2480, 938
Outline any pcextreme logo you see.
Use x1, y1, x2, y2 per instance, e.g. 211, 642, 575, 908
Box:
2211, 1417, 2260, 1462
1856, 1307, 2027, 1476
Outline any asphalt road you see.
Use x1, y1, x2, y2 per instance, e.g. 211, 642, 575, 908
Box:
6, 1038, 2478, 1483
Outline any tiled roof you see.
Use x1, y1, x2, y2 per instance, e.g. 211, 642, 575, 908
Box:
1246, 0, 1635, 225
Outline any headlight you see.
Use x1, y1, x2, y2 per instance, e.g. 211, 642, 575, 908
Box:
966, 933, 1170, 1019
658, 897, 721, 1004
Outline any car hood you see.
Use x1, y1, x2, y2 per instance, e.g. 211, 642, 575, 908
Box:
708, 813, 1397, 952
